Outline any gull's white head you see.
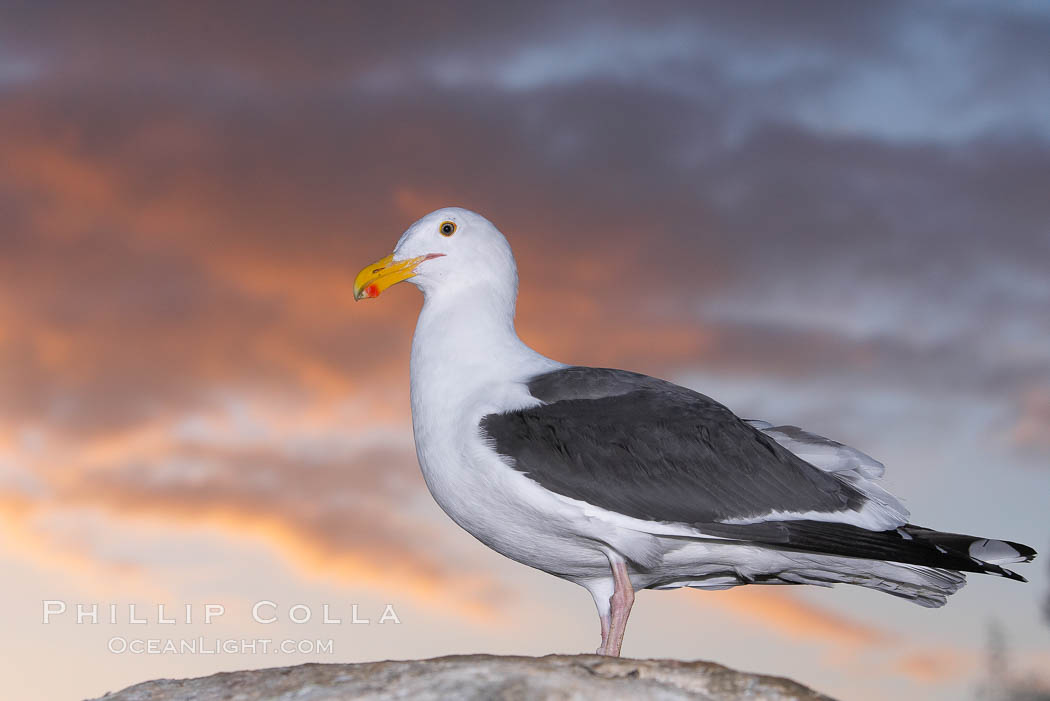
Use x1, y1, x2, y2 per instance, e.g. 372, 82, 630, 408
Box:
353, 207, 517, 302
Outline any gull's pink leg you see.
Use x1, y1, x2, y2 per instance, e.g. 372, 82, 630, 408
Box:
603, 558, 635, 657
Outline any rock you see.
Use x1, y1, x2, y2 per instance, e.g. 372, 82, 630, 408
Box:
92, 654, 837, 701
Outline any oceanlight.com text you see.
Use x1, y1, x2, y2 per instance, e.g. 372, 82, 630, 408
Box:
107, 637, 336, 655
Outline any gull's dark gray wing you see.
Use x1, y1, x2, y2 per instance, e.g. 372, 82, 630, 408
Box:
480, 366, 867, 525
479, 366, 1035, 580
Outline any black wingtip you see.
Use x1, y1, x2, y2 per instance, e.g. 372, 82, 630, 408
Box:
1008, 540, 1038, 563
997, 567, 1028, 583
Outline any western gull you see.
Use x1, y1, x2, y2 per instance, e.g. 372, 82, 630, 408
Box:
353, 207, 1037, 656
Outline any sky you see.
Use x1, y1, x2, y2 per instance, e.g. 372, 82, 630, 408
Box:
1, 2, 1048, 700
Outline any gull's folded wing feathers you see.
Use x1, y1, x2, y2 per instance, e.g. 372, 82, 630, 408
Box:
744, 422, 885, 479
743, 421, 908, 521
479, 366, 901, 530
478, 367, 1033, 580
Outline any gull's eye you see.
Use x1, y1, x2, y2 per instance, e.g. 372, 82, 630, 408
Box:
439, 221, 457, 237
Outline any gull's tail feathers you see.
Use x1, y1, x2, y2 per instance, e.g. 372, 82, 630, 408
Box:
650, 547, 969, 608
777, 559, 969, 608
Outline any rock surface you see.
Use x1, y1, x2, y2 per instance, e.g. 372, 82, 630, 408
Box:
93, 654, 837, 701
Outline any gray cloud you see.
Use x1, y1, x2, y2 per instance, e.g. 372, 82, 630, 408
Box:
0, 0, 1047, 612
0, 12, 1046, 701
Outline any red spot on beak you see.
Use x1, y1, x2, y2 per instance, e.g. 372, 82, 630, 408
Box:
365, 284, 380, 298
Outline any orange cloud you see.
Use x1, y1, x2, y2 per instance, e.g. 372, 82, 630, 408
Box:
0, 493, 165, 598
692, 586, 894, 649
1, 463, 504, 623
690, 586, 993, 687
1009, 386, 1050, 455
1, 31, 1046, 701
1, 388, 507, 623
893, 648, 977, 683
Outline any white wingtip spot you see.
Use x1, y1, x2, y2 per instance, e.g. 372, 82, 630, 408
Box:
969, 539, 1026, 564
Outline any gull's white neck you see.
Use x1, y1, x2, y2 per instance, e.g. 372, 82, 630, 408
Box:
409, 283, 562, 438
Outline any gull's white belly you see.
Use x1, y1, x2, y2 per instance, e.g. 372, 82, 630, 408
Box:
416, 434, 612, 581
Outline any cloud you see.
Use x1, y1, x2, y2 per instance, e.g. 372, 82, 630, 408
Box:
694, 587, 894, 648
690, 586, 990, 688
1009, 386, 1050, 455
894, 648, 978, 683
1, 397, 508, 619
0, 6, 1046, 700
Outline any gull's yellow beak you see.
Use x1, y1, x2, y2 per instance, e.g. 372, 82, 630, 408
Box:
353, 253, 442, 300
